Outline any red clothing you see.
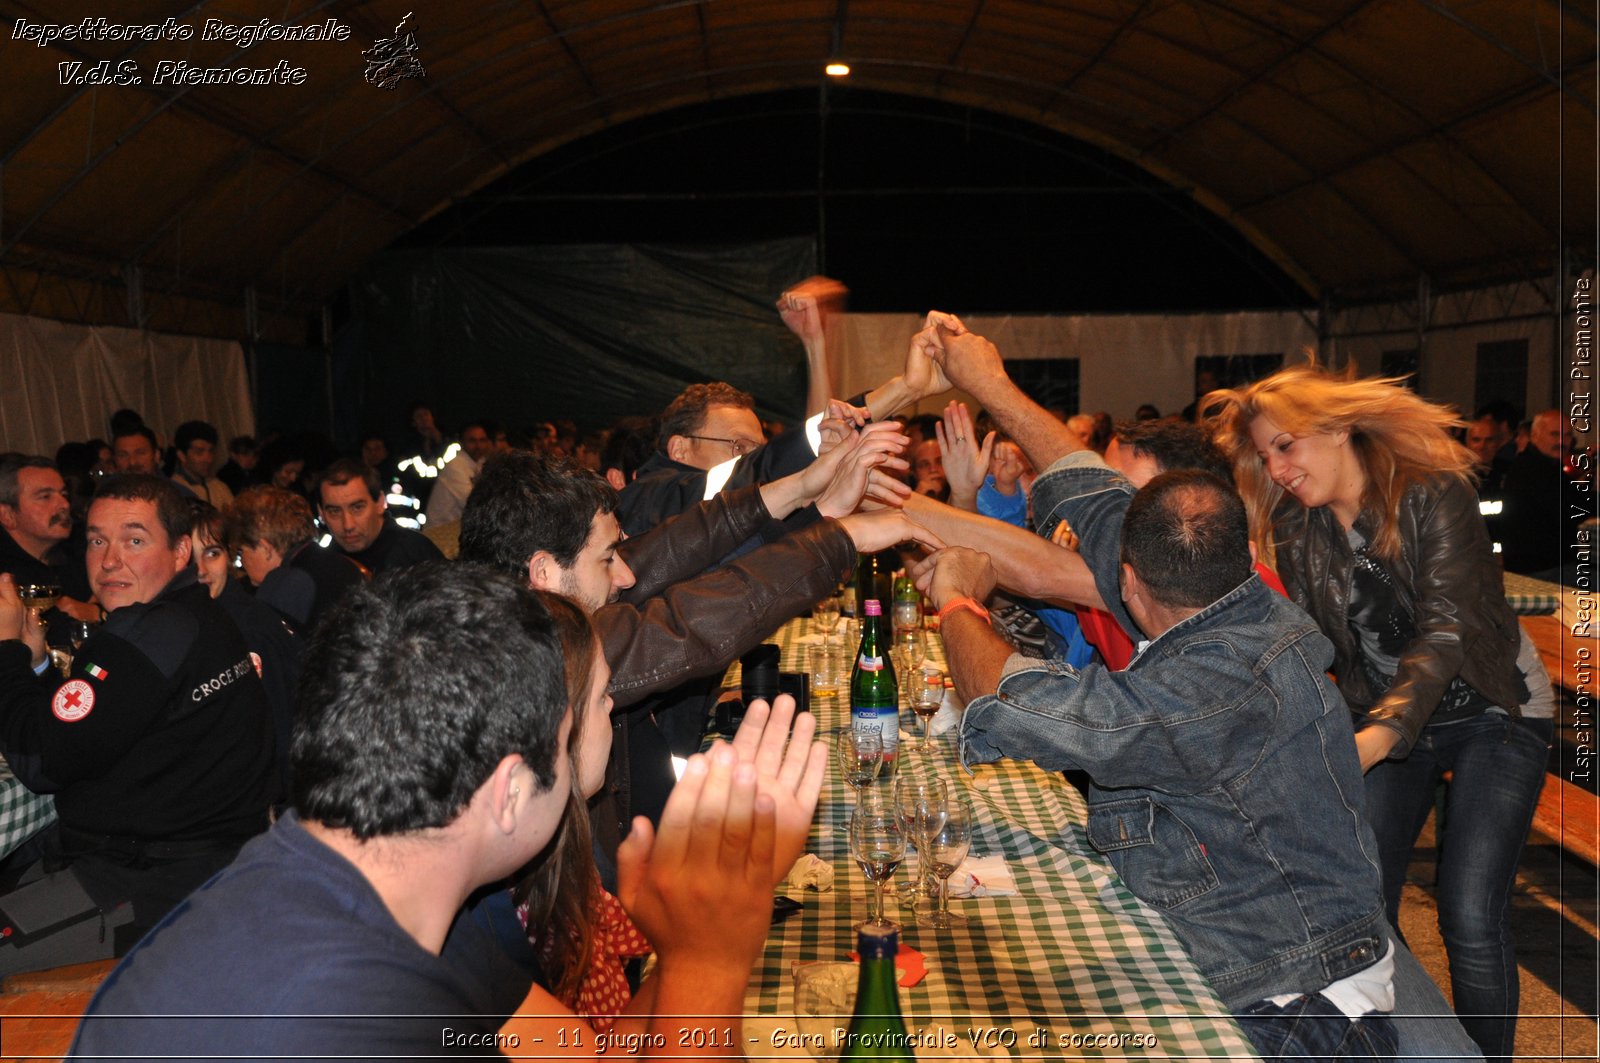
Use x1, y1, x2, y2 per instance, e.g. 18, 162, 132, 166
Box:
1075, 562, 1287, 671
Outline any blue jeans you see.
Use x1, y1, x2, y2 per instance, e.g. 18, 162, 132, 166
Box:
1365, 712, 1552, 1063
1236, 994, 1398, 1062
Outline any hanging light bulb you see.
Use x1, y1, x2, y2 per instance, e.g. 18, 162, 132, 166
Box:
825, 62, 850, 77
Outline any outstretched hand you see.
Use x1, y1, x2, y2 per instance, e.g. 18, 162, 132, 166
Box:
931, 326, 1006, 394
727, 695, 828, 879
910, 546, 997, 611
904, 324, 954, 401
839, 509, 946, 556
936, 401, 995, 510
615, 742, 778, 975
816, 423, 910, 518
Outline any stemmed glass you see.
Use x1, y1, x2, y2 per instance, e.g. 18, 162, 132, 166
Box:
834, 728, 883, 801
910, 675, 943, 751
849, 790, 905, 929
813, 590, 842, 644
925, 796, 973, 929
16, 583, 60, 615
69, 619, 97, 653
892, 629, 927, 700
893, 775, 948, 903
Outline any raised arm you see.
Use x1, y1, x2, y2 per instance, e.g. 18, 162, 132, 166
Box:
778, 276, 847, 419
899, 493, 1104, 610
929, 325, 1085, 472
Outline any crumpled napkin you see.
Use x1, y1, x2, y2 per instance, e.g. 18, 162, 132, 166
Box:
945, 855, 1016, 898
927, 689, 962, 736
782, 853, 835, 891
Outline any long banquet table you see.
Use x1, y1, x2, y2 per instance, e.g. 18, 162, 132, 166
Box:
732, 617, 1261, 1061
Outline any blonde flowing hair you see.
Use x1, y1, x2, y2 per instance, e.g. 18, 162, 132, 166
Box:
1206, 361, 1476, 561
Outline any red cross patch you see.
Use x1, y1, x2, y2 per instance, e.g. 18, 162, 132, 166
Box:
52, 679, 95, 723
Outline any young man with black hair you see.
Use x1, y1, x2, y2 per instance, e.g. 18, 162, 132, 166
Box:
317, 458, 442, 574
459, 435, 924, 852
0, 474, 275, 973
69, 563, 819, 1058
169, 420, 234, 509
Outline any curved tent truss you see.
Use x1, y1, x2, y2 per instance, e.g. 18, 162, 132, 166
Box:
0, 1, 1592, 342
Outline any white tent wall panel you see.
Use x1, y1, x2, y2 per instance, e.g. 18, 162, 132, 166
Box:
0, 313, 255, 457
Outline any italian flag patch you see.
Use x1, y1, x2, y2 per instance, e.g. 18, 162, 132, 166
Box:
84, 663, 109, 681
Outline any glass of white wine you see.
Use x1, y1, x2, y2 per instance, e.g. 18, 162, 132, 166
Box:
849, 791, 905, 929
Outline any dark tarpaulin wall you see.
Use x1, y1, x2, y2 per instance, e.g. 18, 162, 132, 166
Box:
344, 238, 819, 439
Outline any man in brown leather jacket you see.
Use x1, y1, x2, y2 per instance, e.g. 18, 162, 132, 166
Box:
458, 434, 927, 867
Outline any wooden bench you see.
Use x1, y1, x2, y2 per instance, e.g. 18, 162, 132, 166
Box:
1529, 770, 1600, 867
0, 958, 117, 1060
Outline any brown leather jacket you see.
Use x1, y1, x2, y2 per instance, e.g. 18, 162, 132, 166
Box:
589, 484, 855, 865
1271, 476, 1527, 758
600, 485, 854, 705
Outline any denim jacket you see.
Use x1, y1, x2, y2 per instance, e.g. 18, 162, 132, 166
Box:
961, 453, 1387, 1009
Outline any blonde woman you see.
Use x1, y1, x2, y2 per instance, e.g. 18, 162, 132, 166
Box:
1210, 364, 1553, 1062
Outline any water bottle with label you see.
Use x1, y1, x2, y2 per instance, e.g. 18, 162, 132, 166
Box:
850, 599, 899, 777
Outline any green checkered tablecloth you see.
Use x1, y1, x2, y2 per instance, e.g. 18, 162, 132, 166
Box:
738, 618, 1260, 1060
0, 759, 56, 860
1501, 571, 1563, 615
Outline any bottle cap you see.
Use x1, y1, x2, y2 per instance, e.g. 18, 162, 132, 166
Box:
863, 599, 883, 616
855, 922, 899, 959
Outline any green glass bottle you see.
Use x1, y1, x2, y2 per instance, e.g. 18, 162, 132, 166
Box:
841, 924, 913, 1060
890, 572, 920, 635
854, 550, 895, 617
851, 599, 899, 775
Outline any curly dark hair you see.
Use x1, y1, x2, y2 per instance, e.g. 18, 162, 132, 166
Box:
657, 381, 755, 450
458, 452, 616, 578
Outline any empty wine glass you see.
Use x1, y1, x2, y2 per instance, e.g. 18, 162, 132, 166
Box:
813, 590, 843, 644
834, 728, 883, 801
69, 619, 97, 653
849, 791, 905, 929
926, 796, 973, 929
892, 629, 927, 706
893, 774, 948, 902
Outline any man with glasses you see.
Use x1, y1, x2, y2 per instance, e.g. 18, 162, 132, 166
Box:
617, 382, 787, 537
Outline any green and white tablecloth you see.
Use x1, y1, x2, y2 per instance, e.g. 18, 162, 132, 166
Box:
1501, 571, 1564, 616
737, 618, 1260, 1060
0, 759, 56, 860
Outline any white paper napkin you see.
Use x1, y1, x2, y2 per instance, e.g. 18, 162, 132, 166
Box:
945, 855, 1016, 898
783, 852, 835, 891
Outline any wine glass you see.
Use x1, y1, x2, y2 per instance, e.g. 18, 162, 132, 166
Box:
813, 591, 842, 644
69, 619, 98, 653
849, 792, 906, 929
893, 775, 948, 902
17, 583, 61, 615
910, 675, 944, 751
925, 796, 973, 929
891, 629, 926, 708
834, 728, 883, 801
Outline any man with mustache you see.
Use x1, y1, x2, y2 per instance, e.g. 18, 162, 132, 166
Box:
0, 456, 97, 641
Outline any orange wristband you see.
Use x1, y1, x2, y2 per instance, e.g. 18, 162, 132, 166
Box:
938, 596, 990, 624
